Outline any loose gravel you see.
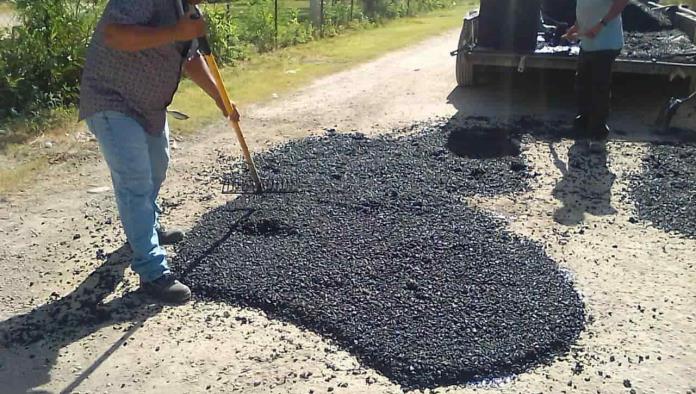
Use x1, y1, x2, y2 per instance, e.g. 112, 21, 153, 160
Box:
623, 30, 696, 63
630, 143, 696, 239
172, 119, 586, 390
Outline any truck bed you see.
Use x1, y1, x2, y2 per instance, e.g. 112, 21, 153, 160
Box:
455, 3, 696, 89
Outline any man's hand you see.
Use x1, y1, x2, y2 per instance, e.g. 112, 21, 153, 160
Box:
562, 24, 579, 41
584, 22, 603, 39
172, 11, 206, 42
216, 97, 241, 122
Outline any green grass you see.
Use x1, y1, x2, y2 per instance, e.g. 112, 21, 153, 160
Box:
0, 157, 46, 192
170, 1, 477, 134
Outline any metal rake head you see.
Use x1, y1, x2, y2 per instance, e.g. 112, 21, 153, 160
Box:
655, 97, 680, 132
655, 91, 696, 132
221, 173, 300, 194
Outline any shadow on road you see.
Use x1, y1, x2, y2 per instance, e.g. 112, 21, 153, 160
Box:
444, 69, 694, 226
0, 245, 162, 394
551, 141, 617, 225
445, 68, 695, 144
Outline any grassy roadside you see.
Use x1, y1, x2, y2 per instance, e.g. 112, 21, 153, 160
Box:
170, 1, 476, 134
0, 1, 476, 193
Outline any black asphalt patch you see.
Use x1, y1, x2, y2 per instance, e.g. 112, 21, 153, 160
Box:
172, 120, 585, 390
446, 126, 522, 159
630, 143, 696, 239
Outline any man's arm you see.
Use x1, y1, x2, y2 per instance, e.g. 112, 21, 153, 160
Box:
183, 55, 241, 121
103, 13, 205, 52
603, 0, 631, 24
585, 0, 630, 38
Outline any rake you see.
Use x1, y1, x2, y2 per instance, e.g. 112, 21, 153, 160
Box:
655, 90, 696, 132
191, 9, 297, 194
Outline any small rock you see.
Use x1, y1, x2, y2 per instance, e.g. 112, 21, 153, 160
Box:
87, 186, 111, 194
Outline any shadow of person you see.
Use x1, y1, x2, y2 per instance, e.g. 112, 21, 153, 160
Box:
551, 141, 617, 226
445, 71, 695, 146
445, 68, 577, 123
0, 245, 162, 394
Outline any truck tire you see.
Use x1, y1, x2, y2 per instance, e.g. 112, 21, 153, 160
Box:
456, 52, 474, 87
455, 18, 475, 87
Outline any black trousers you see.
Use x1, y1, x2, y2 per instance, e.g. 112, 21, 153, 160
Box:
575, 49, 620, 137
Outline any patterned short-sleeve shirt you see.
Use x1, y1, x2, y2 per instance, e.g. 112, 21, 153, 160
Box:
79, 0, 195, 134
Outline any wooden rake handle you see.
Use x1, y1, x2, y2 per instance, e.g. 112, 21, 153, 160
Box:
199, 37, 264, 193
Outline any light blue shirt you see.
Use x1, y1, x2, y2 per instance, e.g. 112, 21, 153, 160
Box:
577, 0, 624, 51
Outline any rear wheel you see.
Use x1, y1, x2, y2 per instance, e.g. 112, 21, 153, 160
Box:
456, 52, 474, 87
455, 17, 476, 87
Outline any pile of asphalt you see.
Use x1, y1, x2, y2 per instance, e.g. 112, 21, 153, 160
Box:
630, 144, 696, 239
623, 30, 696, 63
173, 119, 586, 389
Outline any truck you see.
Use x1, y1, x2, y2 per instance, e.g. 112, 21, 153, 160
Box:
453, 1, 696, 91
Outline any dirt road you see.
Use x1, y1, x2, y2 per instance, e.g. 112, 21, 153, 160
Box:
1, 29, 694, 393
0, 8, 17, 28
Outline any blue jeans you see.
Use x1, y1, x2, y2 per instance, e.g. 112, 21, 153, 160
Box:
86, 111, 170, 283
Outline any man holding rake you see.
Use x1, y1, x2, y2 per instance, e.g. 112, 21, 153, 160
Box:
79, 0, 239, 303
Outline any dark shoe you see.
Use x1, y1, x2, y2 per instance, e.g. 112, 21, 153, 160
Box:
590, 124, 611, 142
157, 227, 185, 245
573, 114, 588, 131
141, 273, 191, 304
588, 140, 606, 154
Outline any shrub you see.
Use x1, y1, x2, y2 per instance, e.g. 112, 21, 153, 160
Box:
205, 4, 250, 64
239, 0, 276, 52
277, 8, 313, 47
0, 0, 101, 119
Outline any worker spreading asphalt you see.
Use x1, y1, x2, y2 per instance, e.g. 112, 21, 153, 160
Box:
172, 119, 586, 389
630, 143, 696, 239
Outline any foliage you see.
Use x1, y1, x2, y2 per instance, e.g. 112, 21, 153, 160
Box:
277, 8, 314, 47
0, 0, 102, 119
205, 5, 250, 64
362, 0, 451, 21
